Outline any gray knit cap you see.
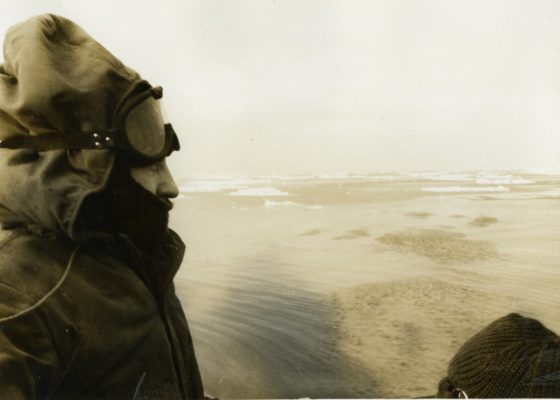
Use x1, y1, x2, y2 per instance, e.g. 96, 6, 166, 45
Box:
437, 313, 560, 398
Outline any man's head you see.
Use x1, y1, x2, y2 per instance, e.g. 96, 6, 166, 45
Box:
437, 313, 560, 398
97, 83, 182, 249
0, 14, 182, 247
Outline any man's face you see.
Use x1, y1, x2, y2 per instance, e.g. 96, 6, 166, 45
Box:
129, 160, 179, 200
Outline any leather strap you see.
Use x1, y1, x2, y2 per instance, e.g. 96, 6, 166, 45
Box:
0, 131, 115, 151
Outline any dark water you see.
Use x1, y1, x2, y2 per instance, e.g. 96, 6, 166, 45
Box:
180, 253, 381, 398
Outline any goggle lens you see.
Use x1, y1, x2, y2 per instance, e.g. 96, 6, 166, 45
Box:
124, 97, 166, 157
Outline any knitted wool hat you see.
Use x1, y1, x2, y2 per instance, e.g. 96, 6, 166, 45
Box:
437, 313, 560, 398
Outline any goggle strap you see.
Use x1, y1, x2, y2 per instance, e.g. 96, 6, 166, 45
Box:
0, 124, 179, 162
0, 131, 115, 151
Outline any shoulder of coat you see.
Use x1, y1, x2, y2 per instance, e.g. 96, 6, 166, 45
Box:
0, 232, 75, 318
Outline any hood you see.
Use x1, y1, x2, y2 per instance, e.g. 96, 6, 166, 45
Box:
0, 14, 145, 241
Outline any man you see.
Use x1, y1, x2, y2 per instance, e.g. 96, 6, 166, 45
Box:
0, 14, 204, 399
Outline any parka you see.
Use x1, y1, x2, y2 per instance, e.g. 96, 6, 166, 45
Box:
0, 14, 204, 399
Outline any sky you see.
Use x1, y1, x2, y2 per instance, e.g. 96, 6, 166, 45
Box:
1, 0, 560, 178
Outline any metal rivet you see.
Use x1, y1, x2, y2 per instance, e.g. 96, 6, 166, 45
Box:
105, 137, 110, 142
94, 141, 101, 147
93, 133, 100, 138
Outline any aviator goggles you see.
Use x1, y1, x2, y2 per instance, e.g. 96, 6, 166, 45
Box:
0, 81, 180, 167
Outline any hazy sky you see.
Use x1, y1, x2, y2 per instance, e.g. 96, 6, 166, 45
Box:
1, 1, 560, 178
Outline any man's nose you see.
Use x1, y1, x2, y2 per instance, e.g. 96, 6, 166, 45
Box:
156, 161, 179, 199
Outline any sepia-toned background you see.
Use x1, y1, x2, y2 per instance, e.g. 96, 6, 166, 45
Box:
2, 1, 560, 398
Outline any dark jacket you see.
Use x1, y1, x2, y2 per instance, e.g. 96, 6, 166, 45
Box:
0, 14, 204, 400
0, 230, 204, 399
